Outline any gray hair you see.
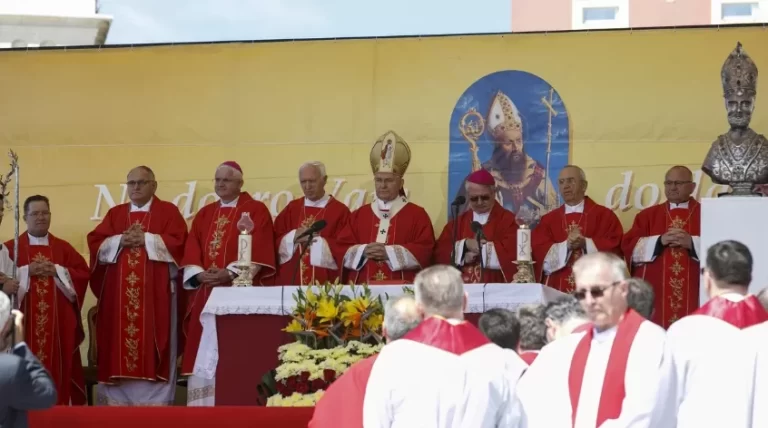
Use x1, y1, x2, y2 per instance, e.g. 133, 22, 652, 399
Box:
0, 292, 10, 349
757, 287, 768, 312
626, 278, 655, 319
383, 295, 420, 341
572, 252, 629, 285
544, 296, 587, 324
517, 304, 547, 351
414, 265, 464, 316
563, 164, 587, 182
216, 164, 243, 180
299, 161, 327, 178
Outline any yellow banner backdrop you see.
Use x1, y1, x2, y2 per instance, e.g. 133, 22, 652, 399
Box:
0, 26, 766, 360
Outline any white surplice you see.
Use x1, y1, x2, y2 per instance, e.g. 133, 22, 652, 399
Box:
363, 319, 528, 428
94, 198, 180, 406
517, 320, 667, 428
748, 321, 768, 428
0, 244, 13, 277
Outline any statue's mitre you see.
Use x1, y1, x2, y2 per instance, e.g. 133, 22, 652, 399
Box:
721, 42, 758, 97
487, 91, 523, 138
370, 130, 411, 175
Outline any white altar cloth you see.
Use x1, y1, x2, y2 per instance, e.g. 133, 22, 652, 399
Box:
193, 283, 566, 380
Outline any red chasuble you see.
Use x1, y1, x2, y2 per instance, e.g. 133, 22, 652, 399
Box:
568, 309, 645, 428
434, 204, 518, 283
86, 198, 188, 384
272, 196, 350, 285
179, 192, 276, 375
532, 197, 624, 293
622, 200, 701, 328
337, 201, 434, 284
309, 355, 378, 428
519, 351, 538, 365
693, 295, 768, 329
6, 233, 90, 405
403, 316, 491, 354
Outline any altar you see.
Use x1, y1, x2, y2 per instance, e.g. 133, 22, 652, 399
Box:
192, 283, 566, 406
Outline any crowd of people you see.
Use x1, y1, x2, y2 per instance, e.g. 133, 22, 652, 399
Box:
0, 129, 762, 414
310, 247, 768, 428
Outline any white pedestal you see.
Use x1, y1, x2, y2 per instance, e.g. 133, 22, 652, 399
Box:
700, 197, 768, 305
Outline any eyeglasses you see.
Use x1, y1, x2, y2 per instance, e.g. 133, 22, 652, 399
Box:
469, 195, 491, 203
126, 180, 154, 188
573, 281, 621, 300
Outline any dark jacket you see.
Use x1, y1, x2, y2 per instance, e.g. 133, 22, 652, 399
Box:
0, 342, 57, 428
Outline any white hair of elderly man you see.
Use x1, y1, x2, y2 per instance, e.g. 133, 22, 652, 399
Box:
414, 265, 467, 320
383, 295, 420, 341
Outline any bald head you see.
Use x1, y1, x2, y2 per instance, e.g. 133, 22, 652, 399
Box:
383, 295, 420, 341
126, 165, 157, 207
558, 164, 588, 205
664, 165, 695, 204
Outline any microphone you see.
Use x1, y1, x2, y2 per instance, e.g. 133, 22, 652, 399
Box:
451, 195, 466, 206
449, 196, 465, 268
291, 220, 328, 285
470, 221, 486, 283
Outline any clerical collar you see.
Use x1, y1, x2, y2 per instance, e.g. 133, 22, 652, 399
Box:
669, 200, 689, 209
220, 197, 239, 208
305, 195, 330, 208
472, 211, 490, 225
28, 233, 50, 245
376, 198, 394, 211
130, 197, 153, 213
719, 292, 747, 302
564, 199, 585, 214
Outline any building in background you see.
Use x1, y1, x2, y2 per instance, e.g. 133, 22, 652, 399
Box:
512, 0, 767, 32
0, 0, 111, 48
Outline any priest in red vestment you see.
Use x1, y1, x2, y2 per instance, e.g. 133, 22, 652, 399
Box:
273, 161, 350, 285
87, 166, 188, 406
517, 252, 668, 428
434, 169, 518, 283
337, 131, 435, 284
655, 240, 768, 428
532, 165, 624, 293
309, 295, 420, 428
6, 195, 90, 405
622, 166, 701, 328
180, 161, 276, 406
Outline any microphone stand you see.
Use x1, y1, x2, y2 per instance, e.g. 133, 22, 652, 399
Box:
476, 230, 485, 284
291, 231, 316, 286
450, 204, 460, 268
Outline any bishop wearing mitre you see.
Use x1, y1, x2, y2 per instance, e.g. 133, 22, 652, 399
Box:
337, 131, 435, 284
622, 166, 701, 328
180, 161, 276, 406
435, 169, 518, 283
651, 240, 768, 428
272, 161, 350, 285
532, 165, 624, 292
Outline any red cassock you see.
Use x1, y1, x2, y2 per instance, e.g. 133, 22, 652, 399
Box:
179, 192, 276, 375
86, 198, 188, 384
693, 295, 768, 329
6, 233, 90, 405
434, 204, 518, 283
308, 355, 378, 428
272, 196, 351, 286
336, 197, 435, 284
532, 197, 624, 293
622, 200, 701, 328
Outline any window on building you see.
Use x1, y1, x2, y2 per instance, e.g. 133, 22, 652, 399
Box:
583, 7, 618, 23
721, 3, 758, 19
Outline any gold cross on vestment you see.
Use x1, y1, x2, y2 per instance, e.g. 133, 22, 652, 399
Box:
670, 216, 686, 229
567, 221, 581, 235
131, 220, 146, 231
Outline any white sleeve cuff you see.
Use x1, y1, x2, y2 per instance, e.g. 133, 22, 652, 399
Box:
17, 265, 29, 303
343, 245, 366, 271
482, 242, 501, 270
144, 233, 177, 264
309, 237, 338, 270
278, 230, 297, 265
53, 264, 77, 303
585, 238, 598, 255
542, 241, 568, 275
182, 265, 205, 290
631, 235, 660, 264
692, 236, 701, 261
97, 235, 123, 264
455, 239, 467, 266
385, 245, 421, 271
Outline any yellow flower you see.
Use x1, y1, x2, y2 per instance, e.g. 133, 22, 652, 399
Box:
283, 319, 303, 333
305, 288, 318, 305
317, 297, 339, 322
364, 313, 383, 331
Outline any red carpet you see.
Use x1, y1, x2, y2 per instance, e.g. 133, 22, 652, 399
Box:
30, 406, 313, 428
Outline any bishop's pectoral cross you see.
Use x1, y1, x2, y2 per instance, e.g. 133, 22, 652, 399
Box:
670, 217, 687, 229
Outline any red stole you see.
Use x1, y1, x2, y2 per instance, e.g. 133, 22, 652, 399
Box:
24, 245, 59, 381
693, 295, 768, 329
568, 309, 645, 427
519, 351, 538, 365
402, 316, 490, 355
309, 355, 378, 428
659, 203, 699, 326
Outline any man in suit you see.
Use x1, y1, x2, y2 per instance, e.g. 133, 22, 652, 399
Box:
0, 291, 57, 428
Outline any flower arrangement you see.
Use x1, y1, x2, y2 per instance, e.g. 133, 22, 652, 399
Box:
265, 341, 382, 406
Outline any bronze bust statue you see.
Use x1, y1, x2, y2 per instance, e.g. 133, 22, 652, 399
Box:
702, 42, 768, 196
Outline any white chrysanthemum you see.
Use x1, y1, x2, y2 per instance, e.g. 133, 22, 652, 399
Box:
278, 342, 311, 356
266, 394, 284, 407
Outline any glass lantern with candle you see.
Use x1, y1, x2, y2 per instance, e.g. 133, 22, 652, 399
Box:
233, 212, 255, 287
